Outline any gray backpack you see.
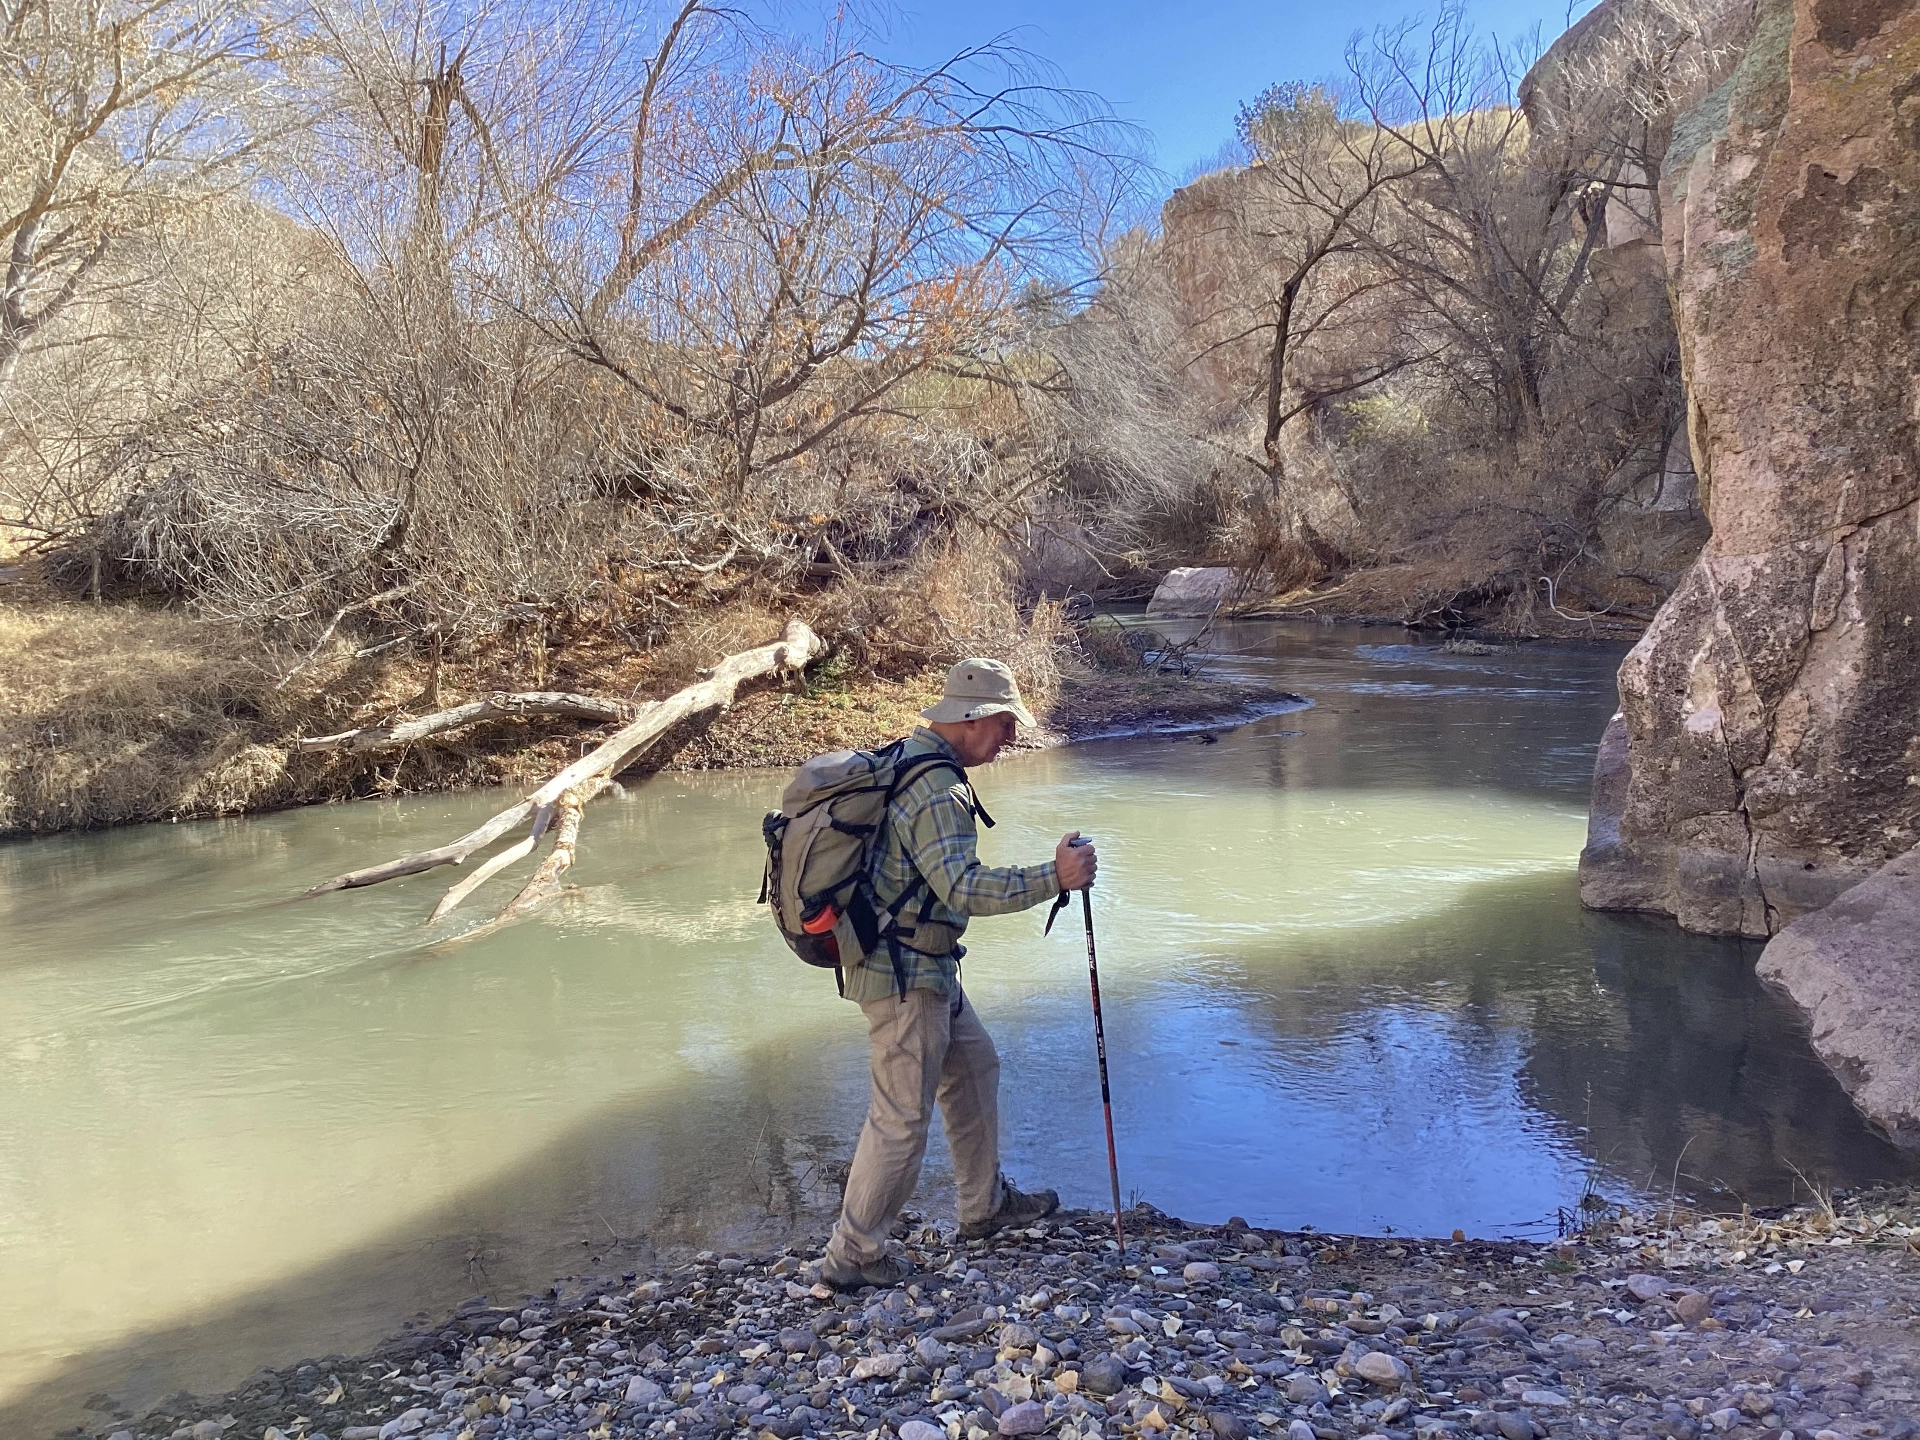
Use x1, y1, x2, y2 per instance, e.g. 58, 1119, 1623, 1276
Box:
759, 739, 992, 994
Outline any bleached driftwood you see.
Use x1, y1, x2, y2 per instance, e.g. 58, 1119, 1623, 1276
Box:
427, 803, 554, 923
304, 621, 827, 929
292, 691, 635, 753
306, 800, 537, 895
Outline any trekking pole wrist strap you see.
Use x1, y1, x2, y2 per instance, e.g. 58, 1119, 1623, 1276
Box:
1043, 888, 1072, 936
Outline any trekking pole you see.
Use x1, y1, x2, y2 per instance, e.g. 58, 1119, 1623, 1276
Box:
1080, 883, 1127, 1257
1047, 843, 1125, 1256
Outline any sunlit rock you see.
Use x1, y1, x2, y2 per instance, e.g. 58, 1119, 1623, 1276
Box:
1582, 0, 1920, 937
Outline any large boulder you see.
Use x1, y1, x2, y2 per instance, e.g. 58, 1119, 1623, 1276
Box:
1579, 0, 1920, 936
1146, 567, 1244, 617
1756, 846, 1920, 1148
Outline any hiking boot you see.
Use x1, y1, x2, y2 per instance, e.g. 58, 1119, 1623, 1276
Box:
818, 1250, 916, 1291
959, 1177, 1059, 1241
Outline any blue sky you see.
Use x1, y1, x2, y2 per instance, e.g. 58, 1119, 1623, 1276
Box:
859, 0, 1595, 180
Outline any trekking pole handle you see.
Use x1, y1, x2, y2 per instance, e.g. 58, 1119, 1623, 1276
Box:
1068, 834, 1092, 889
1045, 835, 1094, 935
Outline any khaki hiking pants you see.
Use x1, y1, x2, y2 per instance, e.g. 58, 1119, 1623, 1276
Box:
825, 985, 1002, 1267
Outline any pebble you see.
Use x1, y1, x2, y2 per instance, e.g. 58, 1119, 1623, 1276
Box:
116, 1193, 1920, 1440
620, 1374, 658, 1405
1355, 1352, 1410, 1387
997, 1399, 1047, 1435
1676, 1290, 1713, 1324
1627, 1274, 1671, 1302
849, 1352, 904, 1380
1761, 1341, 1804, 1371
1081, 1354, 1130, 1396
1289, 1374, 1332, 1405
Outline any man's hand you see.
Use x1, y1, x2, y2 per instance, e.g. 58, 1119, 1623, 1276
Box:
1055, 832, 1098, 892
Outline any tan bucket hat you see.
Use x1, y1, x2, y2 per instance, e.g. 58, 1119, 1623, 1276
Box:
921, 657, 1036, 727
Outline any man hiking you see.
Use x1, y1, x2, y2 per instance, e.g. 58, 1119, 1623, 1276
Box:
819, 657, 1099, 1290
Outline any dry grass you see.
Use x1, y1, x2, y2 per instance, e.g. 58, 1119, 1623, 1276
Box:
0, 584, 685, 838
674, 662, 946, 769
0, 574, 1288, 841
0, 534, 1082, 838
0, 595, 297, 834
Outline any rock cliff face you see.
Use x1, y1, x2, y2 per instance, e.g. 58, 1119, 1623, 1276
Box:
1580, 0, 1920, 936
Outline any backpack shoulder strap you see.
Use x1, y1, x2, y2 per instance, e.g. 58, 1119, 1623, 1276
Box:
884, 749, 994, 827
885, 748, 961, 801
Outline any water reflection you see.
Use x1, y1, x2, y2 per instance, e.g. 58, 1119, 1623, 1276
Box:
3, 622, 1914, 1438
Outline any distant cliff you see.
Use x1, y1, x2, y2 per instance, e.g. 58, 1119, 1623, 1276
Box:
1579, 0, 1920, 936
1130, 15, 1730, 630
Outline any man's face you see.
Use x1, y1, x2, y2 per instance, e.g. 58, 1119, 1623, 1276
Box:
953, 712, 1017, 766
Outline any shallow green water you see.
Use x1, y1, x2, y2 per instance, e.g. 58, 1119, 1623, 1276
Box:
3, 621, 1914, 1435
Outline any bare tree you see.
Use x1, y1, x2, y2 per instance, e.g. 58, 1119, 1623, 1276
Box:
1344, 9, 1572, 437
1038, 238, 1226, 577
0, 0, 277, 399
533, 10, 1123, 551
1346, 0, 1744, 437
1222, 81, 1429, 474
1039, 84, 1427, 592
78, 0, 1130, 665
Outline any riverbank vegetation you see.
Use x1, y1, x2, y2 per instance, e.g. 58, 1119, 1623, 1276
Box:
2, 0, 1738, 837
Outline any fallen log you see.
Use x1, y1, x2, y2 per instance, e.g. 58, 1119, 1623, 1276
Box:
304, 620, 827, 928
292, 691, 635, 753
305, 800, 536, 895
427, 803, 554, 923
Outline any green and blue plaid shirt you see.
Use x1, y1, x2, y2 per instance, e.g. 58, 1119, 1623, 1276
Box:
840, 728, 1062, 1004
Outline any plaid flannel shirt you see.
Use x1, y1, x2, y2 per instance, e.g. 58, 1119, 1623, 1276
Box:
839, 727, 1062, 1004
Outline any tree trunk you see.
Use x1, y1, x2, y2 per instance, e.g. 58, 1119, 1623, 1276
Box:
292, 691, 636, 753
1261, 275, 1303, 472
304, 620, 828, 930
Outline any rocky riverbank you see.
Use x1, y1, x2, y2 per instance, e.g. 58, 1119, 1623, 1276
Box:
103, 1192, 1920, 1440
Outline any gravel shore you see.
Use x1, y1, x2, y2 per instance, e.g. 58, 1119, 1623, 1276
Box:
104, 1192, 1920, 1440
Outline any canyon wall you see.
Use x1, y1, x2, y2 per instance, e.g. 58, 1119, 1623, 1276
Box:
1580, 0, 1920, 937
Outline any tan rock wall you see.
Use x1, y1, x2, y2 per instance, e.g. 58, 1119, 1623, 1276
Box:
1159, 169, 1265, 411
1581, 0, 1920, 935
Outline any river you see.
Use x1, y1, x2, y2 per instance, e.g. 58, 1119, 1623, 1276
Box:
3, 620, 1914, 1436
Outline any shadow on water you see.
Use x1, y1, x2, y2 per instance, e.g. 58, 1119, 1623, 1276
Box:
1001, 863, 1920, 1244
2, 1020, 862, 1440
1524, 905, 1918, 1208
